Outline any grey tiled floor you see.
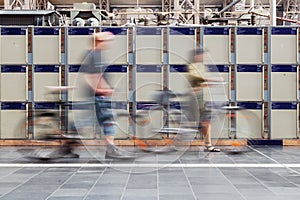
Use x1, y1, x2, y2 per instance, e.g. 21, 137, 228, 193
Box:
0, 145, 300, 200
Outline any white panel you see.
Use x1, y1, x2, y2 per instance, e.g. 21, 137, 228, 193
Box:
67, 36, 93, 65
33, 36, 60, 64
0, 110, 26, 139
101, 35, 128, 64
33, 110, 60, 139
112, 105, 129, 139
236, 73, 263, 101
136, 66, 162, 101
236, 110, 262, 139
136, 36, 162, 64
169, 35, 195, 64
106, 72, 128, 102
236, 35, 263, 64
68, 72, 78, 101
34, 73, 60, 102
211, 111, 229, 139
136, 109, 163, 139
0, 35, 27, 64
204, 73, 230, 102
0, 73, 26, 101
203, 35, 230, 64
271, 72, 297, 101
68, 108, 96, 139
271, 35, 297, 64
169, 66, 190, 94
100, 28, 128, 65
271, 110, 297, 138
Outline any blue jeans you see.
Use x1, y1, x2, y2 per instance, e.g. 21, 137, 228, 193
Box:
95, 96, 116, 136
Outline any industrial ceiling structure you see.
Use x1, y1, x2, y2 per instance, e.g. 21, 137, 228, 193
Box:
0, 1, 299, 26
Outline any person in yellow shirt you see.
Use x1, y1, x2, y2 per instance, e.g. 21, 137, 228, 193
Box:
188, 48, 220, 152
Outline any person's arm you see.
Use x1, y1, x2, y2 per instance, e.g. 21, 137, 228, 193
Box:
83, 73, 113, 96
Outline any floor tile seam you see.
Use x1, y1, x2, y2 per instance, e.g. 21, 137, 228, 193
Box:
157, 153, 159, 200
0, 167, 25, 180
0, 166, 48, 198
241, 161, 283, 196
81, 159, 109, 200
178, 158, 198, 200
267, 169, 300, 188
119, 161, 134, 200
248, 146, 300, 176
214, 161, 249, 200
44, 165, 87, 200
224, 146, 277, 197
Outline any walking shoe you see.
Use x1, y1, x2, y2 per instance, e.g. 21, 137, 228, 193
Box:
105, 146, 136, 159
64, 152, 80, 158
204, 146, 221, 152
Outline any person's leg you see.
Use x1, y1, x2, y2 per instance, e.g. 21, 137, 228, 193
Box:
201, 121, 212, 147
95, 96, 134, 158
95, 96, 116, 145
201, 120, 220, 152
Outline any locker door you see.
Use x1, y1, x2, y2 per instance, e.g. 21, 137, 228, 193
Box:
33, 102, 60, 139
205, 65, 230, 102
101, 27, 128, 65
271, 102, 298, 139
67, 28, 94, 65
136, 103, 163, 139
236, 102, 263, 139
67, 65, 80, 101
105, 65, 128, 102
236, 65, 263, 101
169, 27, 196, 64
0, 66, 27, 101
203, 27, 230, 64
236, 27, 263, 64
136, 27, 162, 64
271, 65, 297, 101
69, 102, 96, 139
210, 102, 230, 139
0, 27, 27, 64
33, 28, 61, 65
0, 102, 27, 139
169, 65, 190, 94
111, 102, 129, 139
271, 27, 298, 64
136, 65, 162, 101
33, 65, 60, 102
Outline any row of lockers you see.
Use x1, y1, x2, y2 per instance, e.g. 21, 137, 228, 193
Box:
0, 26, 299, 65
0, 101, 298, 139
0, 63, 298, 140
0, 65, 299, 102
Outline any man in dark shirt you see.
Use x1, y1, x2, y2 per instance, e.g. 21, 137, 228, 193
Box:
78, 31, 133, 159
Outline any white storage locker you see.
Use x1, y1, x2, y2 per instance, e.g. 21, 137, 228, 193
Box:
0, 102, 27, 139
0, 65, 27, 101
136, 65, 163, 102
236, 65, 263, 101
169, 27, 196, 65
136, 27, 163, 64
271, 102, 298, 139
271, 27, 298, 64
236, 27, 263, 64
0, 27, 27, 64
203, 27, 230, 64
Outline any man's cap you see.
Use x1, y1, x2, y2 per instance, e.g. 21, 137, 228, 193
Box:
95, 31, 115, 41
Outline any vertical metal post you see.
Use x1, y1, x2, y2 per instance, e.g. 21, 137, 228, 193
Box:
267, 26, 272, 139
270, 0, 277, 26
250, 0, 254, 8
131, 26, 137, 138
